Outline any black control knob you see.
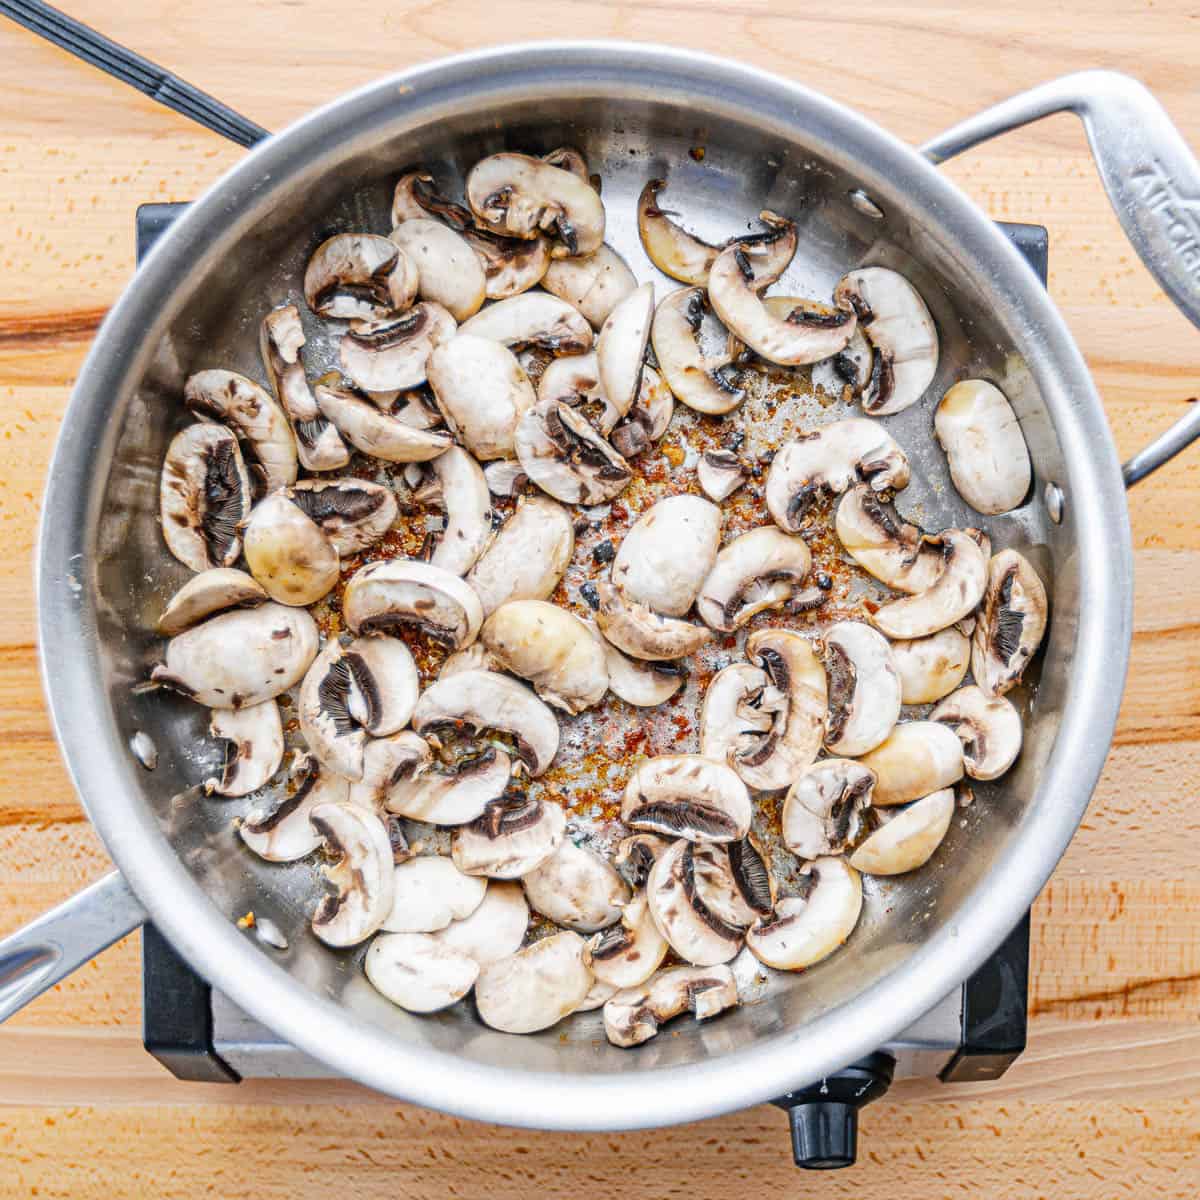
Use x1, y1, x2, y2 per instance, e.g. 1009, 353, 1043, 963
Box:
772, 1052, 895, 1170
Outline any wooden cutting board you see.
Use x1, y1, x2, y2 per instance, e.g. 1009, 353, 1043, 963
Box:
0, 3, 1197, 1196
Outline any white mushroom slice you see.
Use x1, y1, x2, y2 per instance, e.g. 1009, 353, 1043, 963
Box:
391, 170, 473, 228
601, 640, 685, 707
697, 449, 747, 503
459, 293, 592, 354
857, 721, 964, 807
972, 549, 1049, 697
427, 335, 536, 460
823, 621, 902, 757
934, 380, 1031, 515
622, 755, 751, 843
160, 424, 252, 573
466, 152, 605, 258
389, 219, 486, 321
290, 478, 398, 557
243, 492, 340, 607
613, 833, 672, 889
151, 604, 317, 708
692, 838, 775, 927
578, 978, 619, 1012
651, 287, 744, 415
434, 881, 529, 964
309, 802, 394, 948
350, 729, 432, 812
515, 399, 632, 505
849, 788, 955, 876
596, 282, 654, 430
381, 855, 487, 933
612, 495, 721, 618
365, 932, 479, 1013
343, 559, 483, 649
205, 700, 283, 797
385, 745, 513, 827
412, 669, 560, 776
474, 930, 592, 1034
542, 146, 591, 181
239, 754, 349, 862
523, 839, 631, 932
537, 350, 605, 409
698, 663, 771, 773
603, 964, 738, 1048
745, 858, 863, 971
461, 228, 551, 299
384, 387, 443, 427
833, 267, 938, 416
609, 365, 674, 458
541, 244, 637, 328
646, 839, 743, 965
259, 306, 349, 472
584, 891, 669, 989
811, 325, 874, 402
595, 581, 712, 663
835, 485, 945, 594
480, 601, 608, 714
304, 233, 417, 322
890, 628, 971, 704
453, 795, 566, 879
708, 246, 856, 367
872, 529, 989, 640
157, 568, 266, 636
782, 759, 875, 860
343, 635, 419, 735
437, 642, 500, 680
932, 685, 1023, 780
412, 446, 492, 576
696, 526, 812, 632
467, 495, 574, 617
765, 420, 910, 533
315, 382, 451, 463
339, 303, 457, 395
482, 458, 529, 497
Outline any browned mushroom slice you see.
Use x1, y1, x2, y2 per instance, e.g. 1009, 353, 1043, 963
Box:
243, 492, 340, 607
461, 227, 551, 298
339, 302, 457, 395
594, 581, 712, 663
304, 233, 418, 322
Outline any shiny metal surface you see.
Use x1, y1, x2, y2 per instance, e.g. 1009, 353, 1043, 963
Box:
30, 44, 1154, 1129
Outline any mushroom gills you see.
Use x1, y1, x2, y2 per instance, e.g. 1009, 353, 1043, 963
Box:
651, 287, 745, 415
972, 549, 1048, 697
515, 398, 632, 505
342, 558, 484, 649
304, 232, 417, 321
696, 526, 813, 632
781, 758, 875, 859
339, 302, 457, 396
834, 485, 945, 595
595, 581, 712, 662
289, 478, 398, 557
239, 754, 349, 862
823, 620, 902, 757
205, 700, 283, 798
309, 801, 395, 947
622, 755, 751, 844
871, 529, 989, 640
603, 964, 738, 1048
315, 381, 452, 463
931, 685, 1023, 780
584, 890, 669, 989
645, 838, 744, 966
459, 292, 592, 354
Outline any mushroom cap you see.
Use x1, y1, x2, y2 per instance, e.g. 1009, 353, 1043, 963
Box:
856, 720, 964, 807
871, 529, 989, 641
339, 302, 457, 395
600, 639, 685, 707
243, 492, 340, 608
381, 855, 488, 933
388, 219, 487, 321
459, 292, 593, 354
594, 581, 712, 662
834, 485, 945, 595
645, 839, 744, 966
515, 398, 632, 505
541, 243, 637, 328
889, 627, 971, 705
451, 796, 566, 879
365, 932, 480, 1013
239, 754, 350, 862
623, 755, 752, 843
602, 963, 738, 1048
823, 620, 902, 757
696, 526, 813, 633
290, 477, 398, 557
584, 890, 669, 989
342, 558, 484, 649
417, 445, 493, 577
315, 382, 452, 463
309, 801, 395, 947
205, 699, 283, 798
781, 758, 875, 859
935, 379, 1032, 515
613, 833, 672, 890
434, 881, 529, 965
522, 839, 631, 932
697, 449, 747, 503
849, 788, 955, 876
931, 685, 1023, 780
596, 281, 655, 429
651, 287, 744, 416
474, 930, 593, 1034
971, 549, 1048, 697
157, 567, 267, 637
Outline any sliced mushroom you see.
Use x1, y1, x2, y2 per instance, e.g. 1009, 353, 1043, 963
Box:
651, 287, 744, 415
304, 233, 418, 322
849, 788, 955, 876
932, 685, 1023, 780
349, 729, 433, 812
239, 753, 349, 862
523, 839, 631, 932
466, 152, 605, 258
579, 975, 618, 1013
365, 932, 479, 1013
781, 759, 875, 859
453, 795, 566, 879
611, 495, 721, 618
381, 855, 488, 933
466, 495, 574, 617
542, 146, 591, 181
385, 743, 513, 827
745, 858, 863, 971
434, 880, 529, 964
412, 446, 492, 576
698, 662, 772, 773
541, 244, 637, 328
537, 349, 605, 409
309, 801, 395, 947
314, 381, 451, 463
343, 558, 483, 648
290, 478, 398, 556
259, 305, 350, 472
834, 485, 945, 594
765, 420, 910, 533
890, 627, 971, 704
474, 930, 592, 1033
871, 529, 989, 640
697, 449, 747, 503
480, 600, 608, 714
603, 963, 738, 1048
696, 526, 812, 632
427, 334, 536, 460
438, 642, 501, 679
613, 833, 672, 890
595, 282, 654, 431
412, 669, 560, 776
151, 604, 318, 708
692, 838, 775, 927
243, 492, 340, 607
811, 325, 874, 402
515, 398, 632, 504
461, 227, 551, 299
339, 302, 458, 395
389, 219, 486, 321
160, 424, 252, 573
609, 365, 674, 458
833, 268, 938, 415
482, 458, 529, 497
857, 721, 964, 807
823, 621, 902, 757
391, 170, 472, 228
157, 568, 266, 636
646, 839, 743, 965
972, 549, 1048, 697
934, 379, 1031, 515
584, 891, 669, 989
205, 700, 283, 798
594, 581, 712, 662
459, 293, 592, 354
622, 755, 751, 843
601, 640, 685, 707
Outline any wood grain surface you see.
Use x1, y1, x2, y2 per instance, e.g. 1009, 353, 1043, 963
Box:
1, 2, 1198, 1196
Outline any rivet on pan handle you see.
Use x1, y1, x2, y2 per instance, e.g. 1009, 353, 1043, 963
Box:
923, 70, 1200, 489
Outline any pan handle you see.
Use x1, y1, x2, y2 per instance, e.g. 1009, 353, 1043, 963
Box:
0, 870, 146, 1023
922, 70, 1200, 488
